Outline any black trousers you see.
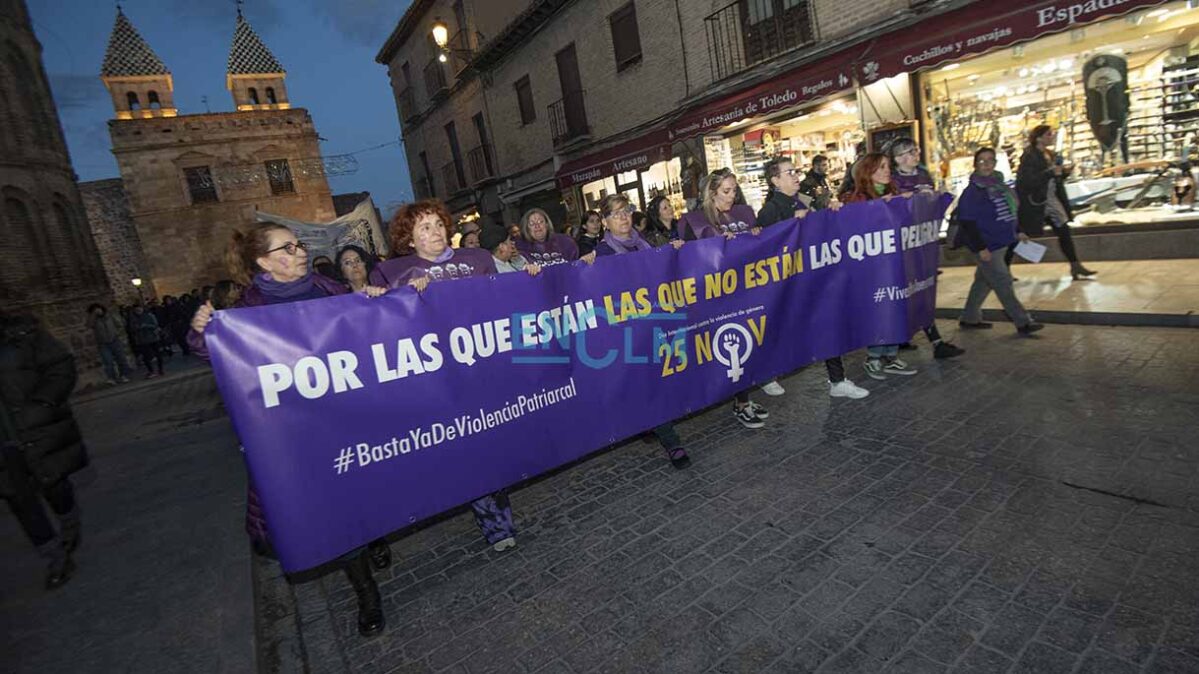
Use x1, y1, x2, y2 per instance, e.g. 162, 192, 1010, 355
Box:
1005, 226, 1079, 267
2, 445, 76, 547
825, 357, 845, 383
136, 342, 163, 374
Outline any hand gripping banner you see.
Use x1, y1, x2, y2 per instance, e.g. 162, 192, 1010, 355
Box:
205, 195, 948, 571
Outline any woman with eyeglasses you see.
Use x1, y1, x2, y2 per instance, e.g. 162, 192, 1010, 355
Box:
676, 169, 770, 429
335, 244, 376, 293
956, 147, 1044, 336
1014, 125, 1097, 280
592, 194, 692, 467
517, 208, 593, 267
884, 139, 965, 360
841, 153, 920, 381
757, 157, 870, 400
187, 223, 394, 638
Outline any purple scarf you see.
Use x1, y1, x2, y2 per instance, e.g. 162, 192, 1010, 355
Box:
254, 271, 320, 300
603, 229, 653, 254
431, 246, 455, 263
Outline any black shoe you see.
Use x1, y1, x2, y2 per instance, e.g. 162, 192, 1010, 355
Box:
958, 321, 993, 329
667, 447, 690, 469
1071, 266, 1098, 280
1017, 322, 1045, 336
45, 557, 75, 590
367, 538, 391, 571
933, 342, 965, 359
343, 553, 385, 637
898, 342, 917, 351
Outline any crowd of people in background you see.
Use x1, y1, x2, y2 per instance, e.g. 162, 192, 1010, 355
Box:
44, 128, 1080, 629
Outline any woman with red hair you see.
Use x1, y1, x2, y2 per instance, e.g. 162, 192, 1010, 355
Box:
840, 154, 920, 381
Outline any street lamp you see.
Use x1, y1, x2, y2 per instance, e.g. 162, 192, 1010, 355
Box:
131, 277, 144, 303
431, 20, 449, 49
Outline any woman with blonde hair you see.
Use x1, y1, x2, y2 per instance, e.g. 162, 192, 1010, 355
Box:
517, 207, 590, 267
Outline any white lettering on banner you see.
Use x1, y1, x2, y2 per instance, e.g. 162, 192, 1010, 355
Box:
900, 26, 1014, 67
570, 168, 602, 185
1037, 0, 1133, 28
611, 154, 650, 172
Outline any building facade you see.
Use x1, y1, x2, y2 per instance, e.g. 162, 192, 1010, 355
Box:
381, 0, 1193, 235
99, 9, 335, 297
0, 0, 112, 364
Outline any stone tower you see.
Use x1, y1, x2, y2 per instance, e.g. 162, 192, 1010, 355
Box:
100, 8, 335, 296
227, 12, 290, 111
0, 0, 113, 364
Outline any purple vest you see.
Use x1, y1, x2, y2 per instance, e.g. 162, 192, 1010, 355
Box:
679, 204, 757, 239
515, 233, 579, 267
370, 247, 498, 288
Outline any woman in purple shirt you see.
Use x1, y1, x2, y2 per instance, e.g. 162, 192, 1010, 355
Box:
675, 169, 769, 429
371, 202, 497, 289
516, 208, 594, 268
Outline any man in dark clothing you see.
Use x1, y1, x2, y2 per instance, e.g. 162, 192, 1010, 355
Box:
798, 155, 833, 210
1, 311, 87, 589
838, 141, 868, 197
757, 157, 870, 401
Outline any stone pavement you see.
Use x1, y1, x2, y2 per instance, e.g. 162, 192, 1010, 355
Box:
254, 322, 1199, 674
0, 371, 253, 673
936, 259, 1199, 326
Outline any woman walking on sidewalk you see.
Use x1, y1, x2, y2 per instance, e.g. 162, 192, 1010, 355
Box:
1014, 125, 1097, 280
189, 223, 394, 637
130, 304, 164, 379
956, 148, 1045, 336
1, 311, 86, 590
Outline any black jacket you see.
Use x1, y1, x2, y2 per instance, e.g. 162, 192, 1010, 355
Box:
798, 172, 832, 210
756, 189, 802, 228
1015, 147, 1074, 236
0, 314, 86, 496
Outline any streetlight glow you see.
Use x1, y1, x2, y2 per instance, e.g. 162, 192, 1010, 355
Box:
431, 20, 449, 48
131, 278, 143, 287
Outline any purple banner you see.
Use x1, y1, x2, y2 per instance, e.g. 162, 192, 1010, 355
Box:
205, 195, 947, 571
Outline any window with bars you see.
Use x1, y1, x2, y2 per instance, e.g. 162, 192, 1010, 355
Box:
609, 2, 643, 72
515, 75, 536, 125
184, 166, 219, 204
265, 159, 295, 195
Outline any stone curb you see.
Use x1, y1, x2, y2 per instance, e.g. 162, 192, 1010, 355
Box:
934, 307, 1199, 329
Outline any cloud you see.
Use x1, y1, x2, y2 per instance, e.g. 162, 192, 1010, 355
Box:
310, 0, 410, 48
48, 73, 108, 109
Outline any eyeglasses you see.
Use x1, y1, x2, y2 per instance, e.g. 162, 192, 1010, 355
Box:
265, 241, 309, 256
605, 206, 635, 219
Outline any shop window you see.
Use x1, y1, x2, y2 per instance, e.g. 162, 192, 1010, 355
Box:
515, 75, 536, 125
248, 87, 260, 105
265, 159, 295, 195
609, 3, 642, 72
184, 166, 219, 204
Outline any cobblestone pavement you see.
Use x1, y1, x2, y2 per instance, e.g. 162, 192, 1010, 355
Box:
0, 371, 253, 673
254, 323, 1199, 674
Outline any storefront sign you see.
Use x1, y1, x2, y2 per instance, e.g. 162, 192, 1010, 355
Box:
556, 130, 671, 189
668, 66, 854, 141
858, 0, 1169, 82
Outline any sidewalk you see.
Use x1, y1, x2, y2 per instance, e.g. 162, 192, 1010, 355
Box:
73, 354, 212, 404
936, 259, 1199, 327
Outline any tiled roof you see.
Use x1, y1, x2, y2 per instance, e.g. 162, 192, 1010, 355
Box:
227, 15, 284, 75
100, 10, 169, 77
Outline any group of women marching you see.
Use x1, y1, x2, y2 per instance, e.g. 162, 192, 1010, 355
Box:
175, 127, 1080, 637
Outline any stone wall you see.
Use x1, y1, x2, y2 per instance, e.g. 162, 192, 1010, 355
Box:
80, 178, 152, 305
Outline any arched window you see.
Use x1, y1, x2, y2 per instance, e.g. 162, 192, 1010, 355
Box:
148, 90, 161, 110
248, 87, 260, 105
3, 193, 43, 293
127, 91, 141, 110
265, 87, 277, 104
52, 200, 98, 286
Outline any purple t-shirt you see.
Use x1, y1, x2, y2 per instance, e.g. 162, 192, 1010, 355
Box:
515, 233, 579, 267
678, 204, 757, 240
369, 247, 497, 288
892, 167, 935, 193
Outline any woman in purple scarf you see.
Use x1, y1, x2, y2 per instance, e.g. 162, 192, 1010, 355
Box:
517, 208, 593, 267
593, 194, 691, 467
188, 223, 393, 637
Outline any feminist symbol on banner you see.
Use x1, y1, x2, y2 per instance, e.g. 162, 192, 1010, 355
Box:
713, 323, 754, 383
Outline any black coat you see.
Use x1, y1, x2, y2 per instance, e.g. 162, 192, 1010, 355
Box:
756, 189, 802, 228
1015, 147, 1074, 236
0, 315, 86, 497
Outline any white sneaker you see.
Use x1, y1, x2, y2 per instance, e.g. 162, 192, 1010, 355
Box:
492, 537, 517, 552
760, 380, 785, 396
829, 379, 870, 399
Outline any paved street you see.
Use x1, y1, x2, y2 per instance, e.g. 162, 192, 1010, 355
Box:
3, 323, 1199, 673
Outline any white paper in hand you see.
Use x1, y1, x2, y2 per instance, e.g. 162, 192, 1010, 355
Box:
1014, 240, 1047, 263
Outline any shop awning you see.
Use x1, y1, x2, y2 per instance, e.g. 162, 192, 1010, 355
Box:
855, 0, 1171, 84
555, 129, 671, 189
668, 62, 856, 141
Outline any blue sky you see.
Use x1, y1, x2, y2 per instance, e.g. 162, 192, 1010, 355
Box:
28, 0, 414, 215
